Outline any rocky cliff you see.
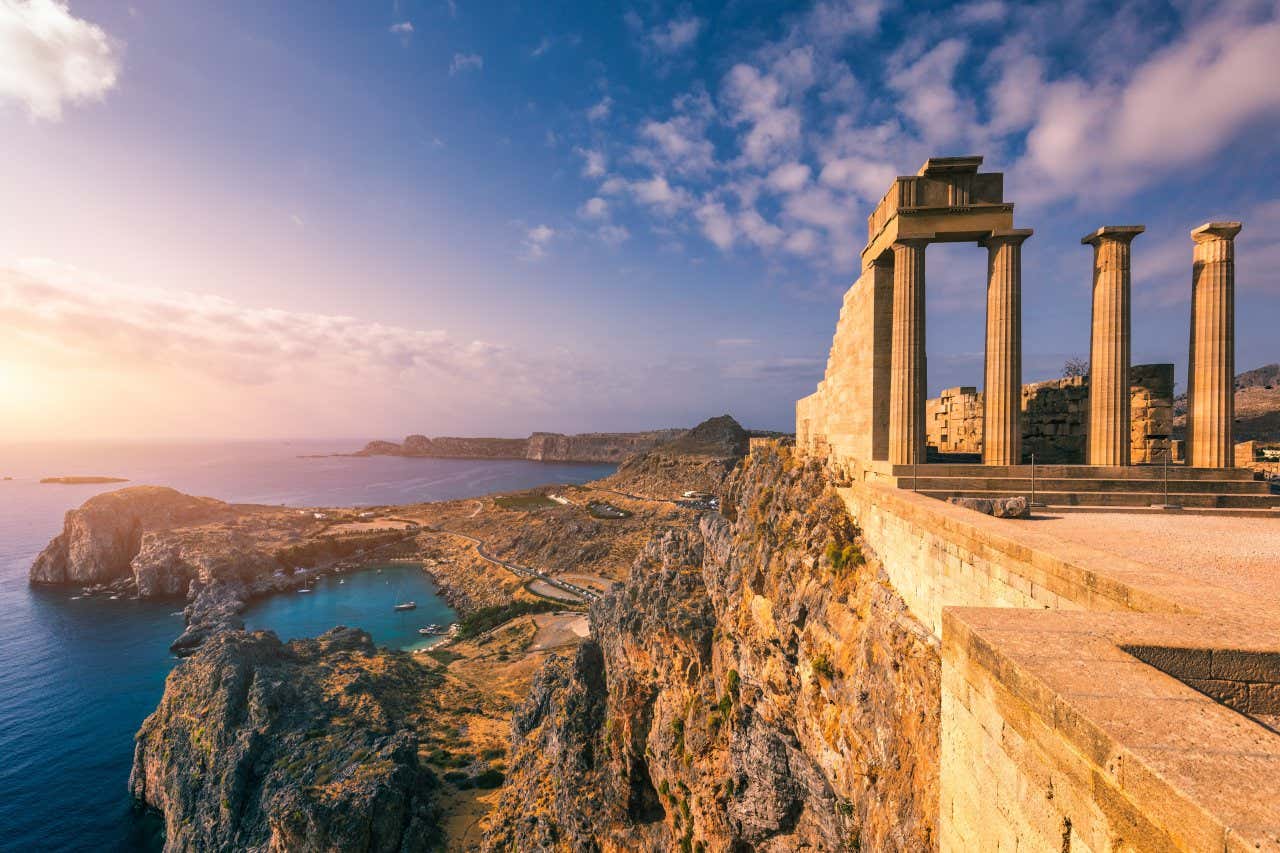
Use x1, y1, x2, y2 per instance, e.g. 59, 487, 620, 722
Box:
601, 415, 749, 498
29, 486, 235, 586
485, 441, 940, 851
355, 429, 682, 463
130, 627, 442, 852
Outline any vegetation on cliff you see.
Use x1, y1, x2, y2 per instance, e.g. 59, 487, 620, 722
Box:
486, 441, 940, 851
130, 627, 443, 852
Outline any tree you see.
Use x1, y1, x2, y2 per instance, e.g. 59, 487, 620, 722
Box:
1063, 357, 1089, 378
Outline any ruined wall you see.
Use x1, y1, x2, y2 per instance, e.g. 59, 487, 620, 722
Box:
921, 364, 1174, 463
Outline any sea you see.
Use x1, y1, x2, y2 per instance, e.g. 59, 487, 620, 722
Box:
0, 440, 615, 852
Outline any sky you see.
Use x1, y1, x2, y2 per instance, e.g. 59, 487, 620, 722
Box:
1, 0, 1278, 441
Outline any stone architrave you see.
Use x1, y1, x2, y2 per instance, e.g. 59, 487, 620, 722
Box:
1082, 226, 1143, 466
889, 238, 929, 465
1187, 221, 1242, 468
981, 229, 1032, 466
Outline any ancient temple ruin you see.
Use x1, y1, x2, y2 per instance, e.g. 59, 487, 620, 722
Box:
797, 156, 1275, 508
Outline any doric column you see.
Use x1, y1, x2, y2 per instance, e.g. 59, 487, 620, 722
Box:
981, 229, 1032, 466
889, 239, 928, 465
1082, 226, 1143, 466
1187, 221, 1241, 468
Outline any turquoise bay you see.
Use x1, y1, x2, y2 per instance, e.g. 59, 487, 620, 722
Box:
0, 441, 614, 852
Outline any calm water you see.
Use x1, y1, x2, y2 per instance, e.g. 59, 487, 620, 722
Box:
0, 441, 614, 852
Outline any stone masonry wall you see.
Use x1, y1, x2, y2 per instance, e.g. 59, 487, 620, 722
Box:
923, 364, 1174, 463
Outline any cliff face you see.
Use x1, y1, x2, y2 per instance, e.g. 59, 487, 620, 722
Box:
602, 415, 749, 498
130, 627, 441, 853
356, 429, 682, 463
29, 486, 233, 585
486, 442, 940, 851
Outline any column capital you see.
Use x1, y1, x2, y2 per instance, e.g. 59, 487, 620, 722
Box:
981, 227, 1033, 248
1081, 225, 1144, 247
1191, 221, 1242, 243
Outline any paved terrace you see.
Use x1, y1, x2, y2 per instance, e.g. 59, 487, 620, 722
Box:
839, 482, 1280, 851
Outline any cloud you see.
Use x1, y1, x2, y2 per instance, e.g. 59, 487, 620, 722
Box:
586, 95, 612, 121
530, 36, 552, 58
649, 15, 703, 53
631, 174, 691, 215
722, 356, 824, 382
715, 338, 757, 347
888, 38, 971, 145
1016, 9, 1280, 200
574, 146, 606, 178
0, 0, 122, 120
596, 224, 630, 246
766, 162, 810, 193
389, 21, 414, 34
627, 11, 704, 55
449, 52, 483, 75
578, 196, 608, 219
521, 224, 555, 259
696, 201, 736, 250
722, 61, 806, 167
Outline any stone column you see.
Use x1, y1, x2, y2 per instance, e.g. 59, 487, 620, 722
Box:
889, 239, 929, 465
1082, 226, 1143, 466
1187, 221, 1241, 468
981, 229, 1032, 466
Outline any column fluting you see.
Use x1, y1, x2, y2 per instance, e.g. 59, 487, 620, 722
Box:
889, 239, 928, 465
1082, 226, 1144, 466
1187, 221, 1241, 468
981, 229, 1032, 466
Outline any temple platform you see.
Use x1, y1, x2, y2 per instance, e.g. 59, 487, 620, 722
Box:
887, 463, 1280, 509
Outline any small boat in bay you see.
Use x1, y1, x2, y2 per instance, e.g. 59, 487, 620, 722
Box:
394, 601, 417, 611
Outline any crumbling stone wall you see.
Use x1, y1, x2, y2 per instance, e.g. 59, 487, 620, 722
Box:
923, 364, 1174, 463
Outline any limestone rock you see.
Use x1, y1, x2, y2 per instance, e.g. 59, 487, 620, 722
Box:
130, 627, 442, 852
602, 415, 749, 498
486, 442, 939, 851
947, 495, 1029, 519
29, 486, 231, 586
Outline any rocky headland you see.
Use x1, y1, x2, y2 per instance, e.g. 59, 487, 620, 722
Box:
600, 414, 750, 498
355, 428, 684, 464
130, 626, 443, 852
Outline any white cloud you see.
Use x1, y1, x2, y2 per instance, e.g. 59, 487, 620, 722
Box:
888, 38, 971, 144
722, 62, 805, 167
1016, 9, 1280, 200
631, 174, 691, 215
575, 146, 606, 178
389, 21, 414, 34
578, 196, 608, 219
596, 224, 630, 246
784, 228, 820, 256
0, 0, 122, 120
649, 15, 703, 53
737, 208, 783, 249
955, 0, 1005, 25
449, 52, 483, 75
817, 156, 896, 200
587, 95, 612, 122
766, 162, 810, 193
531, 36, 552, 58
521, 224, 555, 259
696, 201, 736, 250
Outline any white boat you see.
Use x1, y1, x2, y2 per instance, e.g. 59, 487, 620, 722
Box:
298, 588, 312, 593
394, 601, 417, 612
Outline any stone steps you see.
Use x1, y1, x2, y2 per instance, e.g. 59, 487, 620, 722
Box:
897, 476, 1272, 495
891, 463, 1260, 481
911, 488, 1279, 509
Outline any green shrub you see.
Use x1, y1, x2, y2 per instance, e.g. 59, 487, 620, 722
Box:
455, 599, 561, 639
812, 653, 835, 680
825, 539, 864, 573
472, 768, 505, 789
